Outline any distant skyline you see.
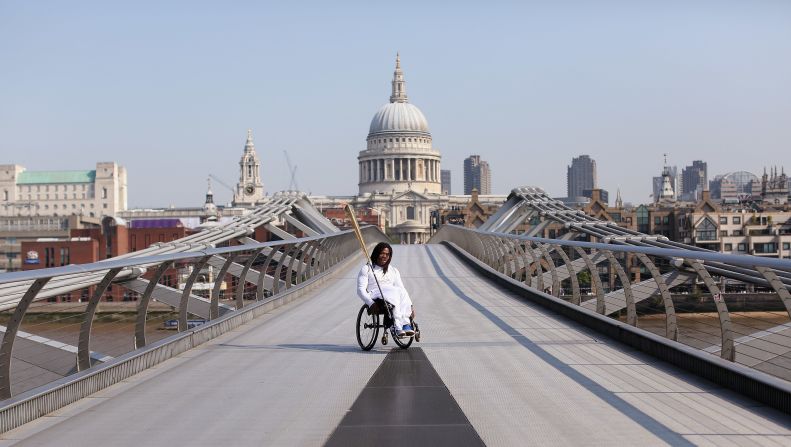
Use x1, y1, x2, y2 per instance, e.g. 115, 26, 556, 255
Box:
1, 1, 790, 208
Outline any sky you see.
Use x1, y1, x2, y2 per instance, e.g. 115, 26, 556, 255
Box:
1, 0, 790, 208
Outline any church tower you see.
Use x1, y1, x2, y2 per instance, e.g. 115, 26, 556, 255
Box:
233, 129, 265, 206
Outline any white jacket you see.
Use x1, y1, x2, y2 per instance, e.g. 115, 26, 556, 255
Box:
356, 264, 405, 306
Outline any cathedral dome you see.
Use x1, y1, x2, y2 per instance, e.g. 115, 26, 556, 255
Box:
369, 102, 429, 135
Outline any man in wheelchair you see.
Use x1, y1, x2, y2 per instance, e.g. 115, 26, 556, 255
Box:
356, 242, 415, 337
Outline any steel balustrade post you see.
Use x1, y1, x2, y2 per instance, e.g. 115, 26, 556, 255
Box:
273, 244, 297, 295
528, 242, 544, 291
504, 238, 519, 277
257, 245, 280, 300
554, 245, 581, 305
78, 268, 123, 371
314, 239, 329, 274
635, 253, 678, 340
285, 243, 304, 290
574, 247, 604, 314
179, 256, 211, 332
491, 236, 508, 273
754, 266, 791, 319
476, 234, 492, 266
478, 235, 493, 266
603, 250, 636, 326
210, 254, 237, 319
0, 277, 50, 399
510, 239, 528, 281
236, 248, 264, 310
324, 238, 339, 269
537, 243, 560, 297
135, 261, 174, 349
297, 241, 319, 284
685, 259, 735, 361
468, 230, 486, 260
520, 240, 537, 288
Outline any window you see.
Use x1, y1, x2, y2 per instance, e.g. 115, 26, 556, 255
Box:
102, 187, 108, 199
733, 216, 741, 224
732, 230, 743, 236
724, 243, 733, 251
2, 190, 6, 201
663, 216, 669, 224
754, 243, 776, 254
784, 243, 790, 250
45, 247, 55, 267
720, 230, 728, 236
636, 206, 649, 233
103, 203, 108, 209
654, 216, 661, 225
59, 247, 69, 265
720, 216, 728, 224
406, 206, 415, 220
737, 243, 746, 252
696, 218, 717, 241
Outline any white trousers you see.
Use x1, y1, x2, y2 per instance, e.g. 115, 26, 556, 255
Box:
373, 284, 413, 329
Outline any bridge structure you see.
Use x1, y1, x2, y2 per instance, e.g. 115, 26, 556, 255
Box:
0, 188, 789, 445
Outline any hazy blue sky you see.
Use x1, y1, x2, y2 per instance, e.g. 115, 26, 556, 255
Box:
1, 1, 790, 207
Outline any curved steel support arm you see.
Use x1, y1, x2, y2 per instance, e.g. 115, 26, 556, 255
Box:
685, 259, 734, 361
179, 256, 211, 332
236, 248, 264, 310
210, 254, 237, 319
603, 251, 636, 326
538, 243, 560, 296
554, 246, 581, 305
635, 253, 678, 340
755, 266, 791, 319
0, 277, 50, 399
574, 247, 604, 314
135, 261, 175, 349
78, 268, 123, 371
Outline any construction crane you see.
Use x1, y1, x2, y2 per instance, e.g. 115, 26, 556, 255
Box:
283, 150, 300, 192
208, 174, 237, 205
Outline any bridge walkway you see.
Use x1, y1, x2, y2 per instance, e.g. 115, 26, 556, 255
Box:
1, 245, 790, 446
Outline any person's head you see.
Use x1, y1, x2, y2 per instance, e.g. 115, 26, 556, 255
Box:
370, 242, 393, 273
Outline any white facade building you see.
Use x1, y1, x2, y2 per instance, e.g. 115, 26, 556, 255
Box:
0, 162, 127, 217
312, 55, 505, 244
233, 129, 265, 206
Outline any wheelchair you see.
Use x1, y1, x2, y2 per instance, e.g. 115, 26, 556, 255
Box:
356, 299, 420, 351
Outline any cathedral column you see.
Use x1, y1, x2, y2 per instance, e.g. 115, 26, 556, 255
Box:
406, 158, 411, 182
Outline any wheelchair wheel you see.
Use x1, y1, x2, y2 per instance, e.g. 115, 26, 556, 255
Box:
393, 330, 413, 349
356, 305, 379, 351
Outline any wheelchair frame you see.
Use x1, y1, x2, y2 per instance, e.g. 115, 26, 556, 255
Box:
356, 299, 420, 351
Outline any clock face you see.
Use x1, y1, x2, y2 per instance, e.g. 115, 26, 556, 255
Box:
245, 184, 255, 195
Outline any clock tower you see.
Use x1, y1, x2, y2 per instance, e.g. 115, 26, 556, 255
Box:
233, 129, 265, 206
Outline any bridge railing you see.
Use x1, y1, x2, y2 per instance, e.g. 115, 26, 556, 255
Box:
431, 224, 791, 381
0, 226, 386, 403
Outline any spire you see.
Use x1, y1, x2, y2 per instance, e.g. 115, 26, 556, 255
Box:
615, 188, 623, 208
244, 129, 255, 153
390, 53, 408, 103
205, 177, 214, 205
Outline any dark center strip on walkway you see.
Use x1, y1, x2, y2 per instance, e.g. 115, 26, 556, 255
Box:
324, 347, 485, 447
425, 245, 695, 447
